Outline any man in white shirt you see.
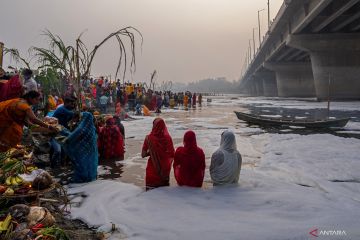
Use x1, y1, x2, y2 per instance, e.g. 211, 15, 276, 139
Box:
22, 69, 38, 93
100, 92, 109, 114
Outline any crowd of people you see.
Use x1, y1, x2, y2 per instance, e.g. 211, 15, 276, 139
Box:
80, 77, 204, 115
0, 67, 242, 189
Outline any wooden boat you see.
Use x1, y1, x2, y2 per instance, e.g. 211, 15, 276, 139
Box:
234, 111, 350, 128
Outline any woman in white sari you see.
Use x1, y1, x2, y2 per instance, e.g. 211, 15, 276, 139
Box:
210, 130, 242, 186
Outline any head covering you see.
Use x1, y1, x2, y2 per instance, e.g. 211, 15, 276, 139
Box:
183, 130, 197, 152
150, 118, 169, 138
148, 118, 172, 155
173, 130, 205, 187
105, 117, 115, 126
220, 130, 237, 152
210, 130, 241, 186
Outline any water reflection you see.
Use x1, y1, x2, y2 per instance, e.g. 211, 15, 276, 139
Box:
98, 158, 124, 180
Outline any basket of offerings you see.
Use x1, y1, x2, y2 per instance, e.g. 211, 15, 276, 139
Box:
0, 149, 55, 199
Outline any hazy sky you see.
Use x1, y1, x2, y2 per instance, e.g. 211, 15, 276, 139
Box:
1, 0, 283, 83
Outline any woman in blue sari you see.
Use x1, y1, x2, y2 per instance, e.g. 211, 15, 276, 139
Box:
63, 112, 98, 183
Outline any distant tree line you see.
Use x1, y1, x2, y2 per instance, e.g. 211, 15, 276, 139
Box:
172, 77, 240, 93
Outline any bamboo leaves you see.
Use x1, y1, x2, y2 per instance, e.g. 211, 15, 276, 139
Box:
3, 47, 31, 69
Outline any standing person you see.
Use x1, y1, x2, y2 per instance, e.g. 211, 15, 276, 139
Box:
183, 93, 189, 110
210, 130, 242, 186
198, 93, 203, 107
192, 93, 197, 108
99, 92, 109, 114
164, 93, 169, 108
173, 130, 205, 187
188, 93, 192, 109
0, 91, 57, 152
155, 93, 163, 113
128, 92, 136, 111
22, 69, 38, 94
116, 85, 124, 106
173, 93, 178, 107
96, 82, 102, 108
150, 92, 157, 111
63, 112, 98, 183
141, 118, 175, 190
98, 117, 125, 160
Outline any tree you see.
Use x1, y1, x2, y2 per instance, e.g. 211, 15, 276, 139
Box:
3, 47, 31, 69
32, 27, 143, 106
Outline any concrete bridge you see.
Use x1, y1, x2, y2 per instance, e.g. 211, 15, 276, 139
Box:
239, 0, 360, 100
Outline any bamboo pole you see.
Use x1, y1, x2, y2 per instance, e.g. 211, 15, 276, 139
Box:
76, 39, 82, 110
327, 73, 331, 119
0, 42, 4, 68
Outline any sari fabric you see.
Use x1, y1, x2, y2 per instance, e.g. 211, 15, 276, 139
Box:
98, 118, 125, 159
63, 112, 98, 183
210, 130, 242, 186
142, 118, 175, 188
0, 99, 30, 152
53, 105, 74, 129
48, 95, 57, 111
192, 94, 197, 106
173, 130, 205, 187
0, 75, 23, 102
150, 95, 157, 111
183, 95, 189, 108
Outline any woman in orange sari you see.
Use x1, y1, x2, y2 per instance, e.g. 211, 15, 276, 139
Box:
142, 118, 175, 190
0, 91, 57, 152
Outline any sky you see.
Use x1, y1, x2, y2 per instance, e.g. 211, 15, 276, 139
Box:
0, 0, 284, 84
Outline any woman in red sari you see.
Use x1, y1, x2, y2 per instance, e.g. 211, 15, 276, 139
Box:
98, 117, 125, 160
173, 130, 205, 187
142, 118, 175, 190
0, 74, 23, 102
192, 93, 197, 108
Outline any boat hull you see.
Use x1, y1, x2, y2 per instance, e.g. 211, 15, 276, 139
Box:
234, 111, 350, 128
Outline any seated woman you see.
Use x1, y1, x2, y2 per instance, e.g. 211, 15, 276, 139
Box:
173, 130, 205, 187
62, 112, 98, 183
0, 91, 57, 152
210, 130, 242, 186
142, 118, 175, 190
98, 117, 125, 160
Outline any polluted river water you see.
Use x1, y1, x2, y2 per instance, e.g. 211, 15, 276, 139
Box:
89, 95, 360, 189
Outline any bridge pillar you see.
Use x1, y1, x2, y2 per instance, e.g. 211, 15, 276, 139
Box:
264, 62, 316, 97
254, 71, 278, 97
287, 33, 360, 100
246, 77, 263, 96
249, 84, 256, 96
254, 77, 264, 96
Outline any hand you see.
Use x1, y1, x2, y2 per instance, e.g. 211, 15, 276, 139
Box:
48, 125, 59, 132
